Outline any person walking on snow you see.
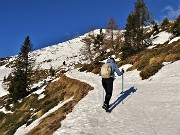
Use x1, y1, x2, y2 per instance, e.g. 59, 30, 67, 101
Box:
100, 57, 124, 111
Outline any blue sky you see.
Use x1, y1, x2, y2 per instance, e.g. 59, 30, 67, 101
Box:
0, 0, 180, 58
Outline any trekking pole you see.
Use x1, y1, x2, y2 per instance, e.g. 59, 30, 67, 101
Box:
122, 68, 124, 104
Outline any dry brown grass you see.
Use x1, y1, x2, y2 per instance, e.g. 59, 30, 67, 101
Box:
0, 75, 93, 135
124, 39, 180, 79
149, 57, 164, 65
79, 39, 179, 80
26, 75, 93, 135
31, 70, 50, 83
164, 53, 180, 62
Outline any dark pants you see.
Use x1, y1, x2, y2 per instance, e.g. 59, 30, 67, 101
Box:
102, 77, 114, 106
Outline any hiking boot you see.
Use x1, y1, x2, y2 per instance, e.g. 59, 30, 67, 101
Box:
102, 103, 109, 110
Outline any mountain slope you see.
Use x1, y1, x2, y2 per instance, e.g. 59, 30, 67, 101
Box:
31, 36, 87, 70
53, 60, 180, 135
0, 27, 180, 135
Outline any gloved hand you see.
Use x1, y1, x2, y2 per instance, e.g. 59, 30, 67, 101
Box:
122, 68, 125, 74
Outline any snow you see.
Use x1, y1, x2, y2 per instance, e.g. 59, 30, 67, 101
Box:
162, 61, 172, 65
31, 37, 86, 70
0, 29, 180, 134
0, 66, 12, 97
38, 93, 45, 100
14, 97, 73, 135
0, 30, 88, 98
53, 61, 180, 135
168, 36, 180, 44
0, 66, 13, 114
31, 83, 46, 95
0, 82, 7, 97
148, 31, 172, 49
152, 31, 172, 45
0, 107, 13, 114
30, 77, 54, 100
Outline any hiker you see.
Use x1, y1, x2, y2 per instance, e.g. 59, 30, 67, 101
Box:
100, 57, 124, 111
63, 61, 66, 65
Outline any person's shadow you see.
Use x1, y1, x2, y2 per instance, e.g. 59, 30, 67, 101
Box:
108, 87, 137, 113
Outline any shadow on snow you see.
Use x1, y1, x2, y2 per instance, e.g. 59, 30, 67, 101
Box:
109, 86, 137, 113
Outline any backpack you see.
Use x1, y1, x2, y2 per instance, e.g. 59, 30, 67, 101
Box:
101, 63, 112, 78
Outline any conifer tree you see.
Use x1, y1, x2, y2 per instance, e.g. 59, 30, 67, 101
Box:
161, 17, 169, 26
94, 29, 105, 50
172, 15, 180, 36
152, 21, 159, 33
8, 36, 34, 102
133, 0, 151, 50
176, 15, 180, 22
49, 66, 55, 77
122, 0, 151, 60
122, 12, 137, 60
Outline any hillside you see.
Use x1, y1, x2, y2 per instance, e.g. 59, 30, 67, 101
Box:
53, 60, 180, 135
0, 25, 180, 135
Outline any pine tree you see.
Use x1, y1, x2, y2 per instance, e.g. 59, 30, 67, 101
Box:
122, 12, 136, 60
176, 15, 180, 22
122, 0, 151, 60
7, 73, 12, 82
106, 17, 119, 49
8, 36, 34, 102
172, 15, 180, 36
161, 17, 169, 26
94, 29, 105, 50
49, 66, 55, 77
133, 0, 151, 50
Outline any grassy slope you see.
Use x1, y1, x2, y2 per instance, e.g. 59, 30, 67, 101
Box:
122, 39, 180, 79
0, 75, 93, 135
0, 22, 179, 134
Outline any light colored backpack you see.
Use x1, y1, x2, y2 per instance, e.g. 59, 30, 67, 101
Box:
101, 63, 112, 78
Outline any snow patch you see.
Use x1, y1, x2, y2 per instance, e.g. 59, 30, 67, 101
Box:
14, 97, 73, 135
38, 93, 45, 100
148, 31, 172, 49
0, 107, 13, 114
168, 36, 180, 44
0, 66, 12, 97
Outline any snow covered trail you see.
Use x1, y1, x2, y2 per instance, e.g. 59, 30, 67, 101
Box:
54, 61, 180, 135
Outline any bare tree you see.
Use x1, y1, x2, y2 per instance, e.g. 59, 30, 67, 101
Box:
106, 17, 119, 50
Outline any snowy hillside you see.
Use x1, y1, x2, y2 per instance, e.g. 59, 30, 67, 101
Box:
0, 30, 100, 97
31, 37, 86, 70
0, 28, 180, 135
15, 60, 180, 135
0, 28, 122, 97
148, 31, 173, 49
0, 35, 86, 97
55, 61, 180, 135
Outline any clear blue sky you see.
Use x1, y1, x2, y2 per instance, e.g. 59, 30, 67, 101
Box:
0, 0, 180, 58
